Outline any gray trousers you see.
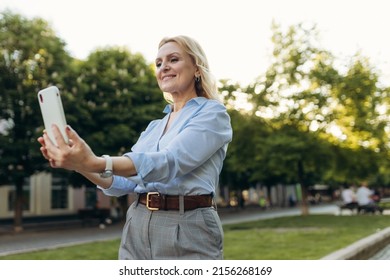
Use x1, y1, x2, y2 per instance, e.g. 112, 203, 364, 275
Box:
118, 201, 224, 260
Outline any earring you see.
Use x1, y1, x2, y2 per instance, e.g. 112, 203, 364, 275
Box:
195, 75, 201, 82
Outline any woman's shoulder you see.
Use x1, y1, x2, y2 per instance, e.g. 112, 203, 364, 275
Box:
192, 97, 227, 111
146, 118, 164, 130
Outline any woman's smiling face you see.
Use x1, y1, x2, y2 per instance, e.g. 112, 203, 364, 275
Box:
155, 41, 198, 96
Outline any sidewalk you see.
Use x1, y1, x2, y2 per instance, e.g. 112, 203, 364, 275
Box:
1, 204, 388, 259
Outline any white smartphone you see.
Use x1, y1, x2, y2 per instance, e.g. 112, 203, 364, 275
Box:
37, 86, 69, 145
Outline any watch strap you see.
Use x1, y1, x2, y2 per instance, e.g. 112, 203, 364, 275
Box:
102, 155, 113, 172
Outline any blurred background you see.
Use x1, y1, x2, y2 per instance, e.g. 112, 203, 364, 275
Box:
1, 0, 390, 232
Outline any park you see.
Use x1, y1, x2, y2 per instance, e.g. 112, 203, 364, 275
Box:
1, 5, 390, 265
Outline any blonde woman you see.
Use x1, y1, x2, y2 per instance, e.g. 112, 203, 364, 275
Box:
38, 35, 232, 259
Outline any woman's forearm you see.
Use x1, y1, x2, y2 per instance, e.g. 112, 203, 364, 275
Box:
78, 156, 136, 189
77, 171, 114, 189
110, 156, 137, 177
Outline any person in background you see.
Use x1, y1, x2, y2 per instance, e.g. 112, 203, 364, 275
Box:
356, 181, 383, 214
372, 188, 381, 203
356, 181, 374, 206
38, 35, 233, 259
341, 184, 357, 208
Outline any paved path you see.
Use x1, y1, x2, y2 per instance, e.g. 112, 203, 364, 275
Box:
0, 222, 123, 257
370, 244, 390, 260
219, 204, 338, 225
1, 204, 388, 259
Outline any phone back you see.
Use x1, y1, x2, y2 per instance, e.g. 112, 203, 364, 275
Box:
38, 86, 68, 145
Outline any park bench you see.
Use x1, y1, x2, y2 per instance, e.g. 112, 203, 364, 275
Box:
338, 202, 359, 215
357, 204, 383, 214
378, 198, 390, 212
339, 197, 390, 215
339, 202, 384, 215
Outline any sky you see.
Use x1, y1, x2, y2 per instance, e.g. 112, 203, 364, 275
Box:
1, 0, 390, 86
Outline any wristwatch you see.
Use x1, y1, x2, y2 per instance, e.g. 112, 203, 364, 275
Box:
100, 155, 113, 178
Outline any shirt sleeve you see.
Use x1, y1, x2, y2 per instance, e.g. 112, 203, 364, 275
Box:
96, 175, 137, 196
124, 101, 232, 187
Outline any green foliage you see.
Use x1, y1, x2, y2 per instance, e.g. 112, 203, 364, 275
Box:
0, 10, 166, 227
65, 48, 165, 187
71, 47, 165, 157
221, 109, 272, 189
0, 11, 165, 186
224, 21, 390, 196
0, 11, 72, 182
2, 9, 390, 226
0, 10, 77, 228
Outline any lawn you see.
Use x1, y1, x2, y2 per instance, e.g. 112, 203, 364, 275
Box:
223, 214, 390, 259
1, 215, 389, 260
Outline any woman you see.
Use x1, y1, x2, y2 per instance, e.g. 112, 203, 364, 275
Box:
38, 35, 232, 259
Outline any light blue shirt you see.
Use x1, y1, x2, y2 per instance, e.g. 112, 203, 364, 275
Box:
97, 97, 232, 197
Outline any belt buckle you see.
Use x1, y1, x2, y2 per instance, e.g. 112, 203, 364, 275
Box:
146, 192, 160, 211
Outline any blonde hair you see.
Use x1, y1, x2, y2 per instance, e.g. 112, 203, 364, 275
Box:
158, 35, 220, 102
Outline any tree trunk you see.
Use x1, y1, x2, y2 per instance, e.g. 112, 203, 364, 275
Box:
13, 178, 24, 232
298, 160, 309, 216
299, 186, 310, 216
266, 185, 272, 207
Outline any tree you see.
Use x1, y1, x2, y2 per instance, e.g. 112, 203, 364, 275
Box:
221, 109, 272, 188
246, 21, 390, 214
71, 47, 165, 157
328, 56, 388, 185
67, 47, 165, 215
245, 22, 339, 214
0, 11, 166, 229
0, 11, 72, 231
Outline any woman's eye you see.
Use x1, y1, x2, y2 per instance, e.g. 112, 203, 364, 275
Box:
171, 57, 178, 63
156, 62, 162, 68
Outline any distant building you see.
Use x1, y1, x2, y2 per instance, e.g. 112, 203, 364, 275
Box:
0, 172, 127, 220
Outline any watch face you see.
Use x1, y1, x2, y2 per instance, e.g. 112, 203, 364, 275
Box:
100, 170, 113, 178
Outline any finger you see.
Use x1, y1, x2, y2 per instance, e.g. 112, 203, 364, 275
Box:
43, 132, 54, 147
40, 147, 50, 160
43, 132, 57, 158
65, 125, 82, 145
37, 136, 45, 147
51, 124, 68, 148
49, 159, 58, 168
38, 136, 51, 160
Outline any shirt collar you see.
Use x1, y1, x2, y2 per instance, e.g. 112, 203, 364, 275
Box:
162, 97, 207, 114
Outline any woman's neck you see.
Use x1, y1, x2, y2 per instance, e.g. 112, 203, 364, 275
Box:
171, 92, 198, 112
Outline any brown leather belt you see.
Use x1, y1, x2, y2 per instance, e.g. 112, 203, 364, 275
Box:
138, 192, 213, 211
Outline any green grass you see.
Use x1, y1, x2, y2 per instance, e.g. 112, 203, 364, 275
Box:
1, 215, 389, 260
223, 215, 390, 259
0, 239, 121, 260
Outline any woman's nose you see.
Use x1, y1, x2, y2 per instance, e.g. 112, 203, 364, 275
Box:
161, 62, 170, 71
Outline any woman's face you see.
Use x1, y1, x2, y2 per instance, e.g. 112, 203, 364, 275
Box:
155, 42, 198, 96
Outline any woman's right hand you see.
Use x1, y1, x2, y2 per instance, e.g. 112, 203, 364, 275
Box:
38, 124, 103, 173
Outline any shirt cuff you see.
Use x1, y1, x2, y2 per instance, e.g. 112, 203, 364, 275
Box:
96, 175, 137, 197
123, 152, 155, 187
